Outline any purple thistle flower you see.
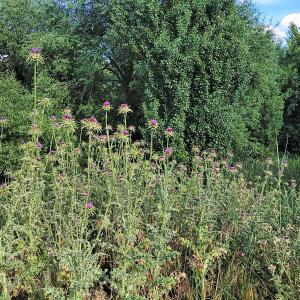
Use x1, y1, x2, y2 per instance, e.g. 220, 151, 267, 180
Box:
165, 147, 173, 156
1, 183, 7, 189
31, 47, 41, 54
63, 113, 72, 121
150, 119, 158, 129
102, 101, 112, 111
37, 142, 43, 149
86, 202, 94, 209
89, 116, 97, 123
165, 127, 174, 136
118, 103, 132, 114
122, 130, 129, 136
50, 115, 57, 121
81, 191, 89, 197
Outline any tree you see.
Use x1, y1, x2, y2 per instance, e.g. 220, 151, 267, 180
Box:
280, 23, 300, 153
103, 0, 283, 158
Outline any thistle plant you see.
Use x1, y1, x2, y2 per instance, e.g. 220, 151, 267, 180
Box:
0, 65, 299, 299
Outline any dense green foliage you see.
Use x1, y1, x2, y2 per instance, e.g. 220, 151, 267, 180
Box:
0, 1, 300, 299
0, 0, 292, 166
279, 24, 300, 153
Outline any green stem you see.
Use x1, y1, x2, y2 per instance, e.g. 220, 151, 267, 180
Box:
150, 130, 153, 161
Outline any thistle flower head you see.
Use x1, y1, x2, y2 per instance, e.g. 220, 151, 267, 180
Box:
31, 47, 41, 54
36, 142, 43, 150
118, 103, 132, 114
63, 113, 73, 121
81, 117, 102, 132
50, 115, 57, 121
27, 47, 44, 64
165, 147, 173, 156
165, 127, 174, 136
86, 202, 94, 209
38, 97, 51, 107
149, 119, 158, 129
102, 101, 112, 111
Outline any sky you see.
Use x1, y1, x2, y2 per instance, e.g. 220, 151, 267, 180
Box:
253, 0, 300, 40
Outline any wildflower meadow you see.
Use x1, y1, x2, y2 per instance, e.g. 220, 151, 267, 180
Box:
0, 47, 299, 300
2, 0, 300, 299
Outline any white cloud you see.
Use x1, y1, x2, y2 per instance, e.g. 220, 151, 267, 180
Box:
270, 13, 300, 41
254, 0, 276, 4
